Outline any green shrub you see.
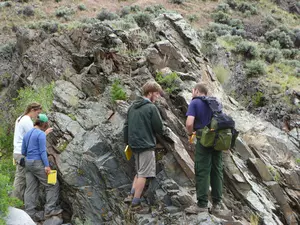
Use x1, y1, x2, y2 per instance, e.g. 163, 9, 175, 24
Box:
216, 3, 230, 13
217, 35, 243, 51
212, 11, 230, 24
187, 14, 199, 23
130, 5, 140, 12
262, 15, 277, 31
270, 40, 281, 49
225, 0, 237, 9
55, 6, 75, 18
261, 48, 282, 63
0, 159, 23, 224
228, 18, 243, 29
120, 6, 130, 17
252, 91, 265, 107
133, 12, 152, 27
0, 43, 15, 59
13, 82, 55, 117
237, 2, 257, 15
203, 31, 217, 42
265, 29, 294, 48
201, 42, 218, 58
145, 4, 165, 15
171, 0, 184, 4
111, 80, 127, 102
78, 4, 87, 11
234, 41, 259, 59
156, 72, 180, 94
245, 60, 266, 77
208, 22, 232, 36
282, 49, 299, 59
97, 8, 118, 21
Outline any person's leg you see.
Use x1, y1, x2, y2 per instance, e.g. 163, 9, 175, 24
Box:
133, 177, 146, 199
12, 154, 26, 201
210, 150, 223, 205
195, 141, 212, 208
24, 161, 39, 216
32, 161, 60, 216
124, 175, 138, 203
132, 150, 155, 207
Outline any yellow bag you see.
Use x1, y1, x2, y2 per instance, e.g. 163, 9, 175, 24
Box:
124, 145, 132, 161
47, 170, 57, 185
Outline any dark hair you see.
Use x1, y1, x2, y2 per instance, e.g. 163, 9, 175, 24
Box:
34, 120, 49, 131
24, 102, 42, 115
142, 81, 163, 96
194, 83, 208, 95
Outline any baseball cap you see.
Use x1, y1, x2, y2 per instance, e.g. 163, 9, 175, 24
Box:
38, 114, 48, 122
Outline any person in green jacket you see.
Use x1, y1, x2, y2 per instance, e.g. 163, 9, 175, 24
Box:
123, 81, 164, 212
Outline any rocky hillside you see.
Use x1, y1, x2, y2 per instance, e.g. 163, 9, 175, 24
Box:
0, 1, 300, 225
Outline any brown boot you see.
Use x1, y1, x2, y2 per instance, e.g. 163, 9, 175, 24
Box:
185, 204, 208, 214
211, 203, 232, 220
124, 195, 133, 204
130, 203, 150, 214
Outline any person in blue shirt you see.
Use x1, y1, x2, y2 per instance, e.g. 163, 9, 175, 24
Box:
184, 83, 224, 215
22, 114, 62, 222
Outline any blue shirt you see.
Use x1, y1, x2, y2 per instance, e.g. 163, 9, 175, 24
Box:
186, 98, 213, 130
21, 128, 49, 167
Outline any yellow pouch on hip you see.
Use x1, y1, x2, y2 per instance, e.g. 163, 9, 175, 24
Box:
47, 170, 57, 185
124, 145, 132, 161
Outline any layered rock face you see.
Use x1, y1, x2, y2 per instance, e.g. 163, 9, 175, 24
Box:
3, 13, 300, 224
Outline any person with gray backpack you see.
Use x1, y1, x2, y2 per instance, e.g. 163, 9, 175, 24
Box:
185, 83, 237, 217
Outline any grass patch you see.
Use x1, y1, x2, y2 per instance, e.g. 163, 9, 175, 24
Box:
111, 79, 127, 102
213, 65, 230, 84
217, 35, 243, 51
252, 91, 265, 107
266, 62, 300, 90
245, 60, 266, 77
156, 72, 180, 94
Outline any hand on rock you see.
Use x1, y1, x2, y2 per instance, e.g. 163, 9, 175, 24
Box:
45, 127, 53, 135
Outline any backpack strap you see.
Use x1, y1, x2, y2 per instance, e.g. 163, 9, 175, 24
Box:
24, 129, 35, 157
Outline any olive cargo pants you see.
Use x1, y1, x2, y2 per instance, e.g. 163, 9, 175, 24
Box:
195, 140, 223, 207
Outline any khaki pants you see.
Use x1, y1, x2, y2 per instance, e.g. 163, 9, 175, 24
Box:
25, 160, 60, 215
11, 153, 26, 201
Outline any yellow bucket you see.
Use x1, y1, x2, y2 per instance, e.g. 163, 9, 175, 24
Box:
47, 170, 57, 185
124, 145, 132, 161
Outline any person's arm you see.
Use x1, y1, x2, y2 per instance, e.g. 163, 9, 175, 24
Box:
38, 133, 49, 167
123, 112, 129, 145
186, 101, 196, 135
151, 106, 163, 136
123, 105, 133, 144
186, 116, 195, 135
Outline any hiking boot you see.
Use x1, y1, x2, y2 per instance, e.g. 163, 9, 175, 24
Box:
44, 208, 63, 219
130, 203, 150, 214
185, 204, 208, 214
211, 203, 232, 220
124, 195, 133, 204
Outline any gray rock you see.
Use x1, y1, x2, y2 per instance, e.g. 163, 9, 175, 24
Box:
5, 207, 35, 225
43, 216, 63, 225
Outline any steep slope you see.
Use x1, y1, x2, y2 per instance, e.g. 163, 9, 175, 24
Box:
1, 11, 299, 225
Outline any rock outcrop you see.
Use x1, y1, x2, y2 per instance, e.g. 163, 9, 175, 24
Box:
2, 13, 300, 225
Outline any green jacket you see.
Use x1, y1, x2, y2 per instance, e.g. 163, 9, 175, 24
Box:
123, 96, 163, 153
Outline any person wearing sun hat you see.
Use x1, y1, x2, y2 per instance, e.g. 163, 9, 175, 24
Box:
21, 114, 62, 222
